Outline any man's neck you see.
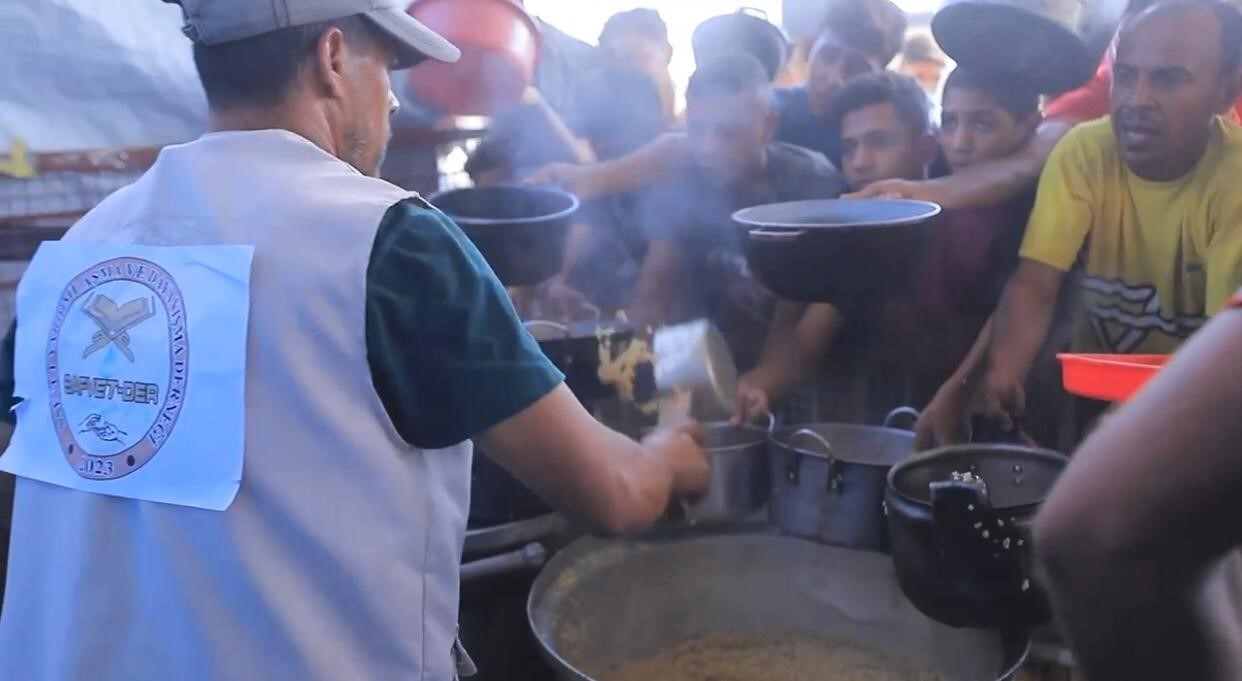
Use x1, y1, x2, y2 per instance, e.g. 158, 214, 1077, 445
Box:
208, 103, 336, 159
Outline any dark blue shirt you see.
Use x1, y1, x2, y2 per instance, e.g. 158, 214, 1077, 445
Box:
772, 86, 841, 165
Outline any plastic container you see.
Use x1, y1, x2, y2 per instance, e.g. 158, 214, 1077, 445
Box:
1057, 354, 1170, 402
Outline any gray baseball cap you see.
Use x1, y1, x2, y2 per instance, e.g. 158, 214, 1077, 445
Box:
172, 0, 461, 68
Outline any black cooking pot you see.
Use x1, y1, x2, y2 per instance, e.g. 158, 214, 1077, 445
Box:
736, 199, 941, 305
430, 185, 579, 287
885, 444, 1069, 630
932, 0, 1096, 95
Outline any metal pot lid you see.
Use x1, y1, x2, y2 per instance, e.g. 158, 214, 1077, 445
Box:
932, 1, 1095, 95
734, 198, 941, 231
888, 444, 1069, 510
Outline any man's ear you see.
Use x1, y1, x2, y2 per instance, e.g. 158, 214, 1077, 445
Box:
312, 26, 351, 100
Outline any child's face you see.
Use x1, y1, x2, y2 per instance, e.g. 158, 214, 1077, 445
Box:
939, 87, 1036, 172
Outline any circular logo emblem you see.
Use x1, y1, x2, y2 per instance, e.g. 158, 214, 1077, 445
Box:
46, 257, 189, 480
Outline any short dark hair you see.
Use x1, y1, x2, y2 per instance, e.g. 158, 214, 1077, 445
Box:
686, 53, 772, 103
826, 71, 931, 137
823, 0, 908, 67
192, 15, 374, 111
943, 67, 1040, 120
1125, 0, 1242, 76
599, 8, 669, 47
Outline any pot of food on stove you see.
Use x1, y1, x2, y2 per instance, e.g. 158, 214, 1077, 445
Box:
768, 407, 919, 552
529, 525, 1031, 681
735, 198, 941, 305
430, 184, 579, 287
885, 444, 1070, 631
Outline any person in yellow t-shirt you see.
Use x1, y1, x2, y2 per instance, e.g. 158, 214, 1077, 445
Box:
916, 0, 1242, 446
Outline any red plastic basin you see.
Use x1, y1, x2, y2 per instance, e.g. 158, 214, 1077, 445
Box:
1057, 353, 1170, 403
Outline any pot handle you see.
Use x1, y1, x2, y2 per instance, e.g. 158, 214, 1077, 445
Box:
761, 410, 777, 434
739, 6, 772, 21
523, 320, 570, 338
747, 228, 807, 241
883, 406, 921, 431
790, 428, 843, 493
460, 543, 547, 583
928, 478, 993, 560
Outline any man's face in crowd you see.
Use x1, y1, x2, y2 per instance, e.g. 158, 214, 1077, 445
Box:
329, 29, 399, 177
686, 89, 776, 187
807, 45, 875, 117
940, 87, 1038, 172
839, 102, 931, 191
1111, 4, 1240, 180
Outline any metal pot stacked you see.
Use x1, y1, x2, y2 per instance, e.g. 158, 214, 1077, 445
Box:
767, 408, 919, 551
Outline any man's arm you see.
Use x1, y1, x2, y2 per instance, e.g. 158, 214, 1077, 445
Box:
525, 133, 686, 201
369, 201, 707, 536
631, 240, 680, 328
478, 386, 704, 534
1035, 306, 1242, 681
845, 118, 1074, 209
983, 259, 1066, 425
914, 318, 993, 450
736, 302, 843, 420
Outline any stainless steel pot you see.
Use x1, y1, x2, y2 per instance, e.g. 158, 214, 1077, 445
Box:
527, 526, 1029, 681
684, 418, 772, 523
769, 408, 917, 551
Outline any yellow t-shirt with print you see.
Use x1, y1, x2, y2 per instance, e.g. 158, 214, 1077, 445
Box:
1020, 116, 1242, 354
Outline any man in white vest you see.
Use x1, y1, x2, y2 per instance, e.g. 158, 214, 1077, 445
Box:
0, 2, 709, 679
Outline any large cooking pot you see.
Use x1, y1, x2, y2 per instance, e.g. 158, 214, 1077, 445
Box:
932, 0, 1097, 95
768, 408, 917, 551
692, 8, 790, 81
886, 444, 1070, 630
406, 0, 540, 115
430, 185, 579, 287
528, 526, 1029, 681
736, 198, 941, 305
685, 419, 772, 523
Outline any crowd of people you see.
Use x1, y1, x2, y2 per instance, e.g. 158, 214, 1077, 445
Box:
483, 0, 1242, 453
2, 0, 1242, 678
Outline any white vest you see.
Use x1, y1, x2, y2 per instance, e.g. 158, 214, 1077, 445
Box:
0, 130, 473, 681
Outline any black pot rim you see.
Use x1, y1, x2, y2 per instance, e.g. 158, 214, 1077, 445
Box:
734, 198, 942, 231
886, 444, 1070, 508
428, 184, 581, 227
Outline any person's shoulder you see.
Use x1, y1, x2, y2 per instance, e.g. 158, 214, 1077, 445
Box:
373, 196, 478, 263
1211, 117, 1242, 168
1056, 117, 1117, 154
767, 143, 846, 197
771, 85, 807, 109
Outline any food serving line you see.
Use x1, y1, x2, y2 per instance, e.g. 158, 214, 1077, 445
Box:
431, 182, 1086, 681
